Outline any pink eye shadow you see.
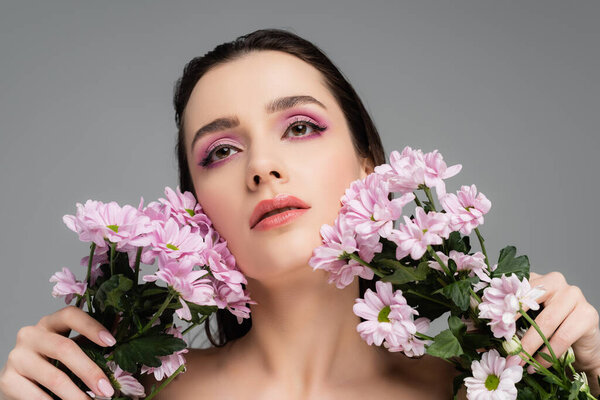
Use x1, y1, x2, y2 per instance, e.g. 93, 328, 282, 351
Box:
279, 107, 331, 129
195, 135, 239, 165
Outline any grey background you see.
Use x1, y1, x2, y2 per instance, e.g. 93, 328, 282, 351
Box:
1, 0, 599, 364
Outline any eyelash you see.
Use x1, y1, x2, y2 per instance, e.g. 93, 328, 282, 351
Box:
199, 118, 327, 168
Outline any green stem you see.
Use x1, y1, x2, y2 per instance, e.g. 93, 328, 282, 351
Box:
76, 242, 97, 311
347, 253, 385, 278
109, 242, 116, 276
474, 227, 490, 269
145, 363, 186, 400
523, 373, 550, 396
427, 245, 455, 281
518, 350, 568, 389
405, 289, 449, 308
413, 193, 423, 208
130, 291, 176, 341
469, 288, 482, 304
519, 307, 559, 363
415, 332, 435, 341
134, 246, 142, 284
423, 186, 437, 212
181, 314, 208, 336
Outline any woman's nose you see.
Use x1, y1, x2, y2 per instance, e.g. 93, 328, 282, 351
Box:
245, 149, 288, 190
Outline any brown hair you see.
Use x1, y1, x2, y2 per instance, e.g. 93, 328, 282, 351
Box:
173, 28, 386, 347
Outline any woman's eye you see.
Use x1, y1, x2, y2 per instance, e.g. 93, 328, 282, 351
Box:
200, 144, 240, 167
285, 119, 327, 139
200, 119, 326, 168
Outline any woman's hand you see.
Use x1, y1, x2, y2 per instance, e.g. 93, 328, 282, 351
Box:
0, 305, 117, 400
523, 271, 600, 393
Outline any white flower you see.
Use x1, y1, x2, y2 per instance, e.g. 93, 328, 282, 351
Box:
464, 349, 523, 399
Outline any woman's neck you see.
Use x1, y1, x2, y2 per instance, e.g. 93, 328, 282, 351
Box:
228, 266, 384, 395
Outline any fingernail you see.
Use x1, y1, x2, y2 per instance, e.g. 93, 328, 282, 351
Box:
98, 330, 116, 346
98, 378, 114, 397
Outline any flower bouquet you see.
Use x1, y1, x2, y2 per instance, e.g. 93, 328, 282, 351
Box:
48, 187, 254, 399
309, 146, 597, 399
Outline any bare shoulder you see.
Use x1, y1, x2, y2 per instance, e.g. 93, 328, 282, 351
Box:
141, 345, 230, 400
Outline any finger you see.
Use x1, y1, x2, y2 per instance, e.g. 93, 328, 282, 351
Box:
526, 271, 568, 308
17, 328, 114, 398
521, 285, 579, 357
37, 306, 117, 348
0, 367, 53, 400
10, 348, 91, 400
529, 300, 592, 372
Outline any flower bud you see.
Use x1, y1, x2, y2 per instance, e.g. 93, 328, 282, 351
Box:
574, 372, 591, 394
469, 295, 480, 311
502, 335, 522, 355
560, 346, 575, 365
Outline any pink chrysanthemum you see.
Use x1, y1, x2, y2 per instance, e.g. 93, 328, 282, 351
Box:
440, 184, 492, 235
341, 173, 415, 240
157, 186, 213, 236
422, 149, 462, 199
383, 315, 430, 357
140, 326, 188, 381
374, 146, 461, 198
309, 215, 375, 288
63, 200, 153, 252
428, 250, 490, 282
374, 146, 427, 194
389, 207, 451, 260
478, 274, 545, 340
213, 279, 256, 323
464, 349, 523, 400
141, 219, 206, 265
202, 230, 247, 293
49, 267, 87, 304
353, 281, 429, 357
107, 361, 146, 399
142, 255, 217, 321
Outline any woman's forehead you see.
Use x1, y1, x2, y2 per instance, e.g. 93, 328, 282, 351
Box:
183, 50, 334, 130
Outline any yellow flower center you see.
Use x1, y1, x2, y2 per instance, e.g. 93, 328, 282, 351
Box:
106, 224, 119, 233
378, 305, 391, 323
485, 374, 500, 391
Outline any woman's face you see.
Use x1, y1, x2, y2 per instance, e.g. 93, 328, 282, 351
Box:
183, 50, 371, 282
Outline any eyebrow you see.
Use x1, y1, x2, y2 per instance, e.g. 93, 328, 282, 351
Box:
190, 95, 327, 151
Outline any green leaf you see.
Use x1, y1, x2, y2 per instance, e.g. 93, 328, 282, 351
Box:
447, 231, 471, 254
517, 386, 538, 400
113, 334, 187, 373
448, 315, 467, 339
568, 379, 584, 400
447, 258, 458, 276
491, 246, 530, 279
186, 302, 219, 324
141, 286, 168, 298
435, 279, 474, 311
426, 329, 464, 359
380, 259, 429, 284
94, 274, 133, 312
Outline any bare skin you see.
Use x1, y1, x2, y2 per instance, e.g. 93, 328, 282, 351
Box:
143, 337, 457, 400
1, 50, 599, 399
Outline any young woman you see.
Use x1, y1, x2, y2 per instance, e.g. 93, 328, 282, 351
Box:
1, 28, 599, 400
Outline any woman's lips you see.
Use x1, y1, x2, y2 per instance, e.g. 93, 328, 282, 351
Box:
250, 194, 310, 230
252, 208, 309, 231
